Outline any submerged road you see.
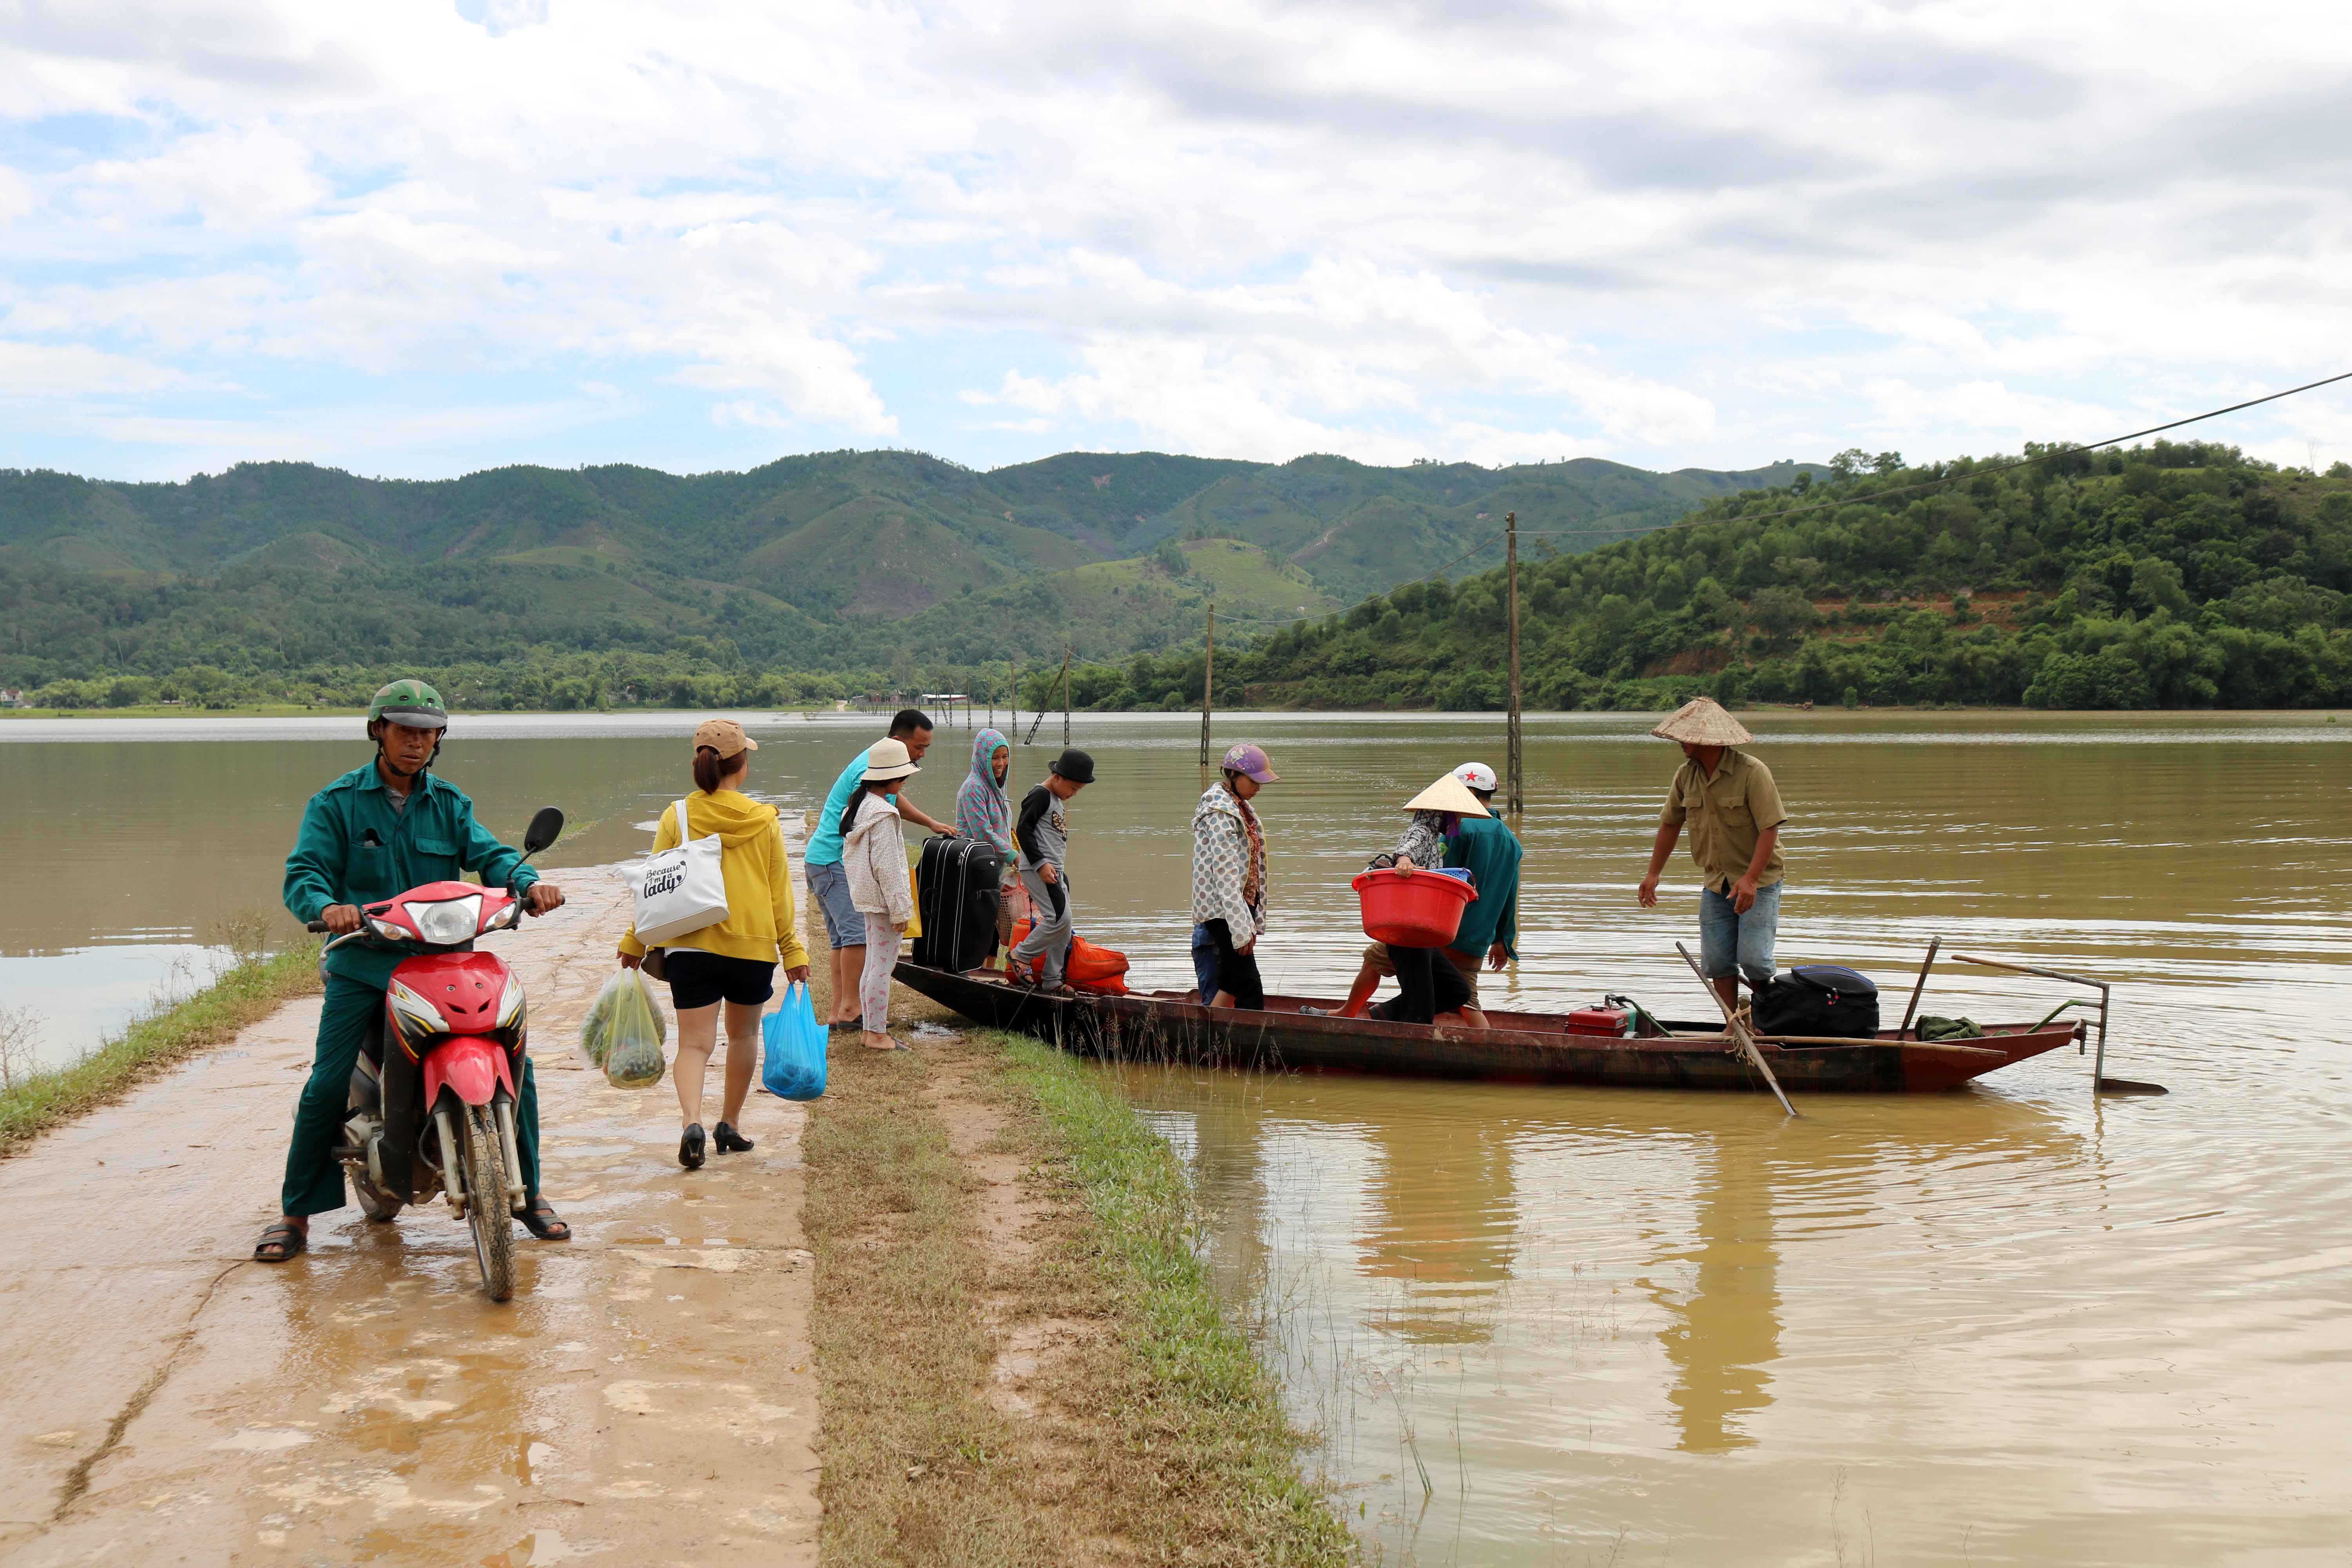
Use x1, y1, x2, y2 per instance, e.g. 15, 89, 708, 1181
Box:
0, 870, 820, 1567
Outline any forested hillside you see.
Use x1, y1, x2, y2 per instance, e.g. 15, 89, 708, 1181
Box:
0, 448, 1813, 709
1028, 443, 2352, 713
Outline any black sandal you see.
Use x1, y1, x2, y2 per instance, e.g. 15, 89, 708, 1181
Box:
253, 1221, 307, 1263
514, 1198, 571, 1240
679, 1123, 706, 1170
712, 1122, 754, 1154
827, 1016, 864, 1033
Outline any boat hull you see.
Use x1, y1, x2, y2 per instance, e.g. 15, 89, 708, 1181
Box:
893, 964, 2083, 1095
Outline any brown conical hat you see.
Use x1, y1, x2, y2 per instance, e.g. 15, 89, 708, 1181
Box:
1403, 772, 1492, 817
1651, 696, 1753, 747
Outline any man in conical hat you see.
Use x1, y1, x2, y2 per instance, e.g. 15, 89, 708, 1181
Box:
1637, 697, 1788, 1013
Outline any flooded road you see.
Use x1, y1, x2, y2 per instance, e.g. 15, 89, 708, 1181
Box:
5, 706, 2350, 1563
0, 873, 818, 1566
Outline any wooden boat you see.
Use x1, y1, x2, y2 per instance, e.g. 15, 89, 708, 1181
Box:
893, 962, 2087, 1094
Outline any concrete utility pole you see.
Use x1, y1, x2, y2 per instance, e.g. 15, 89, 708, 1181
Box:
1506, 510, 1524, 818
1198, 600, 1216, 765
1059, 644, 1072, 748
1008, 661, 1018, 742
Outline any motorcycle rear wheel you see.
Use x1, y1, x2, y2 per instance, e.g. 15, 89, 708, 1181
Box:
353, 1174, 402, 1222
461, 1103, 516, 1301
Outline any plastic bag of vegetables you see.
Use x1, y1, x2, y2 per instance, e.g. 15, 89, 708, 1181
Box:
584, 968, 668, 1089
577, 969, 626, 1069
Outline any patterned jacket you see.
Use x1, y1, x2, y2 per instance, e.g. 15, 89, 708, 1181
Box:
1368, 811, 1449, 871
1191, 785, 1266, 947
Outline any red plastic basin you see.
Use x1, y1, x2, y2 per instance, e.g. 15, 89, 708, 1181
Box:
1352, 867, 1477, 948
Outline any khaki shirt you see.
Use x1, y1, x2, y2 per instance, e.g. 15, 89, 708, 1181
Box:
1660, 749, 1787, 895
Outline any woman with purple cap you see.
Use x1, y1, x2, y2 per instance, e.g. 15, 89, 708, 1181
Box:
1191, 743, 1278, 1009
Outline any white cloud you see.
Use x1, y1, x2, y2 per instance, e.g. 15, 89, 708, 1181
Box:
1865, 378, 2124, 446
0, 338, 183, 397
0, 0, 2348, 475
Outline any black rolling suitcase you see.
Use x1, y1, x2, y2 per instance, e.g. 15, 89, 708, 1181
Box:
1753, 964, 1880, 1038
913, 836, 1003, 972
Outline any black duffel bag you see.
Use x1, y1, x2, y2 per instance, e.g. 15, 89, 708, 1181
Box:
913, 835, 1003, 973
1753, 964, 1881, 1039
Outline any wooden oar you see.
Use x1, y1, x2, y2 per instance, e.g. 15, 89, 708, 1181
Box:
1897, 935, 1940, 1039
1675, 942, 1798, 1117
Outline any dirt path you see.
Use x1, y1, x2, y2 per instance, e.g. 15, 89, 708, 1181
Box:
0, 869, 819, 1568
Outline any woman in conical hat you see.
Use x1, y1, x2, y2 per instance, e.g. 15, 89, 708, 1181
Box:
1381, 771, 1490, 875
1304, 773, 1490, 1027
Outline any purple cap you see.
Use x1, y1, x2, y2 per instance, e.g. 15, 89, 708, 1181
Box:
1220, 743, 1279, 783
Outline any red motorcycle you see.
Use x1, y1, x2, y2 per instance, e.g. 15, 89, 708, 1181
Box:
310, 807, 563, 1300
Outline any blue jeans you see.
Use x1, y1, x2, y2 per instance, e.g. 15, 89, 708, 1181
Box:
805, 859, 861, 950
1190, 922, 1263, 1009
1191, 925, 1221, 1002
1699, 881, 1781, 990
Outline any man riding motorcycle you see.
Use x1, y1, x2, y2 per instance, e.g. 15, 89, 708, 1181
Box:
254, 679, 570, 1262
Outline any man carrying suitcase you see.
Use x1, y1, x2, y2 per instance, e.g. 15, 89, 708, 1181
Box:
804, 710, 954, 1029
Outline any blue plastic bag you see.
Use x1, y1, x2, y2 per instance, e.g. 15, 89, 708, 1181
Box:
760, 981, 828, 1101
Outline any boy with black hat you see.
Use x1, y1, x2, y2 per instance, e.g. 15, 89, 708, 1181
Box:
1009, 748, 1094, 991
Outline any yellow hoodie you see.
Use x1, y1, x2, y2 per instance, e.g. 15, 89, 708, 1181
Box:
618, 789, 811, 969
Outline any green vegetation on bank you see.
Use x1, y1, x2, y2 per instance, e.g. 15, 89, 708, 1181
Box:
0, 939, 323, 1158
1025, 444, 2352, 711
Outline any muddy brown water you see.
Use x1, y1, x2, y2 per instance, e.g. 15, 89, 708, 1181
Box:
5, 708, 2349, 1563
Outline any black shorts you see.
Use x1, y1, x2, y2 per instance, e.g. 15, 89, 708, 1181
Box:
662, 950, 776, 1010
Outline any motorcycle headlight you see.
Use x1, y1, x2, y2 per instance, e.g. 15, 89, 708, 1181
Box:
411, 894, 484, 946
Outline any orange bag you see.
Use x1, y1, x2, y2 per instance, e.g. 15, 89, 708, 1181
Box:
1006, 921, 1129, 989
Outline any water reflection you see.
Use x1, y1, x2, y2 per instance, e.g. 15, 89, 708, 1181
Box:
1648, 1135, 1777, 1453
1357, 1114, 1518, 1344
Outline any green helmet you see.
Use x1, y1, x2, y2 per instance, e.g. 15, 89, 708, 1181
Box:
367, 678, 448, 730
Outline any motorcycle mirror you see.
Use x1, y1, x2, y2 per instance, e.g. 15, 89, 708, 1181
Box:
523, 807, 565, 857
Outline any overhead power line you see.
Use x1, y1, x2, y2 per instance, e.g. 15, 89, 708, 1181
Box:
1214, 368, 2351, 628
1518, 368, 2352, 539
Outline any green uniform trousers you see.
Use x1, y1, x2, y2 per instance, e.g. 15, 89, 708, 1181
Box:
280, 974, 543, 1217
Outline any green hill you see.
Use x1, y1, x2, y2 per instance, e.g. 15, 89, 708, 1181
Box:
1087, 443, 2352, 712
18, 440, 2346, 713
0, 447, 1813, 709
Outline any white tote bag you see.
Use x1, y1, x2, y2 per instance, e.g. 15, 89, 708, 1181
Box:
633, 799, 731, 946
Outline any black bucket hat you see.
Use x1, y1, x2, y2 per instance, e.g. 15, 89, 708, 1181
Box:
1049, 747, 1096, 784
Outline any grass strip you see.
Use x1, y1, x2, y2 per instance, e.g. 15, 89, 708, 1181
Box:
0, 942, 323, 1158
994, 1031, 1356, 1565
802, 1037, 1037, 1564
803, 1013, 1354, 1566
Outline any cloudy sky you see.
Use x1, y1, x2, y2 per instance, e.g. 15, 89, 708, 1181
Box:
2, 0, 2347, 481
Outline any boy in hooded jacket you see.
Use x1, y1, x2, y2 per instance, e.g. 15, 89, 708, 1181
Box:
1009, 748, 1094, 989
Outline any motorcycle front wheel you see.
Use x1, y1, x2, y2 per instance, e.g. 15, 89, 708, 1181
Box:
461, 1103, 516, 1301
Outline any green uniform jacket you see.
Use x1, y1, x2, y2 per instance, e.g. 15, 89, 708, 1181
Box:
283, 764, 540, 992
1445, 814, 1522, 960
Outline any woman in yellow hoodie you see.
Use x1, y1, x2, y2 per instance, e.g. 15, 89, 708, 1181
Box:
619, 719, 812, 1170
